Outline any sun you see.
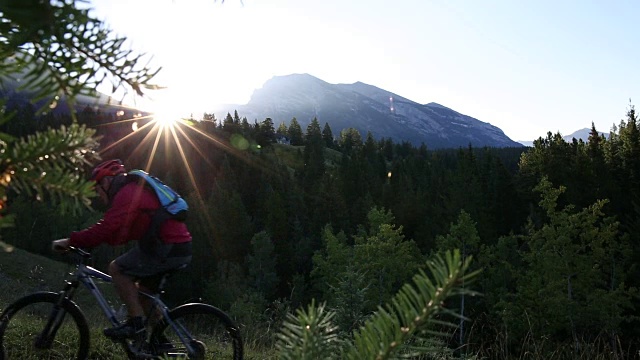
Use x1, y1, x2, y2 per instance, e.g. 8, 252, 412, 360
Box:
146, 94, 190, 129
151, 105, 184, 128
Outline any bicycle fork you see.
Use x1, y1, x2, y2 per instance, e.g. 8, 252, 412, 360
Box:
35, 281, 78, 349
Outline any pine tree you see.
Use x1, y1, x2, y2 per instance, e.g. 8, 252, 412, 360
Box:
353, 207, 422, 309
277, 122, 288, 137
302, 117, 325, 191
222, 112, 236, 133
322, 122, 334, 148
256, 117, 275, 147
338, 128, 362, 155
434, 210, 481, 347
311, 225, 353, 300
503, 177, 634, 348
246, 231, 279, 299
287, 117, 304, 145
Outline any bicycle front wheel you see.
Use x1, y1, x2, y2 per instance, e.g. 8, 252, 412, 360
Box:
150, 303, 243, 360
0, 292, 90, 360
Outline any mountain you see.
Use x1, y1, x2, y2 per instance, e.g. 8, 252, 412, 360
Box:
1, 67, 120, 115
213, 74, 522, 149
517, 128, 609, 147
563, 128, 608, 142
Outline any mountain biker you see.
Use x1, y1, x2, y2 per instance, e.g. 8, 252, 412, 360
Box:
52, 159, 192, 340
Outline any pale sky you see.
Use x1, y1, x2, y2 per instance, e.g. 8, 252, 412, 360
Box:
90, 0, 640, 141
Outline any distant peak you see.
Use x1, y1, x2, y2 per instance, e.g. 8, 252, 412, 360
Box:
261, 73, 329, 88
270, 73, 319, 81
425, 102, 450, 110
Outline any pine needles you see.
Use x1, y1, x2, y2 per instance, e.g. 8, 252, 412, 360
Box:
276, 250, 480, 359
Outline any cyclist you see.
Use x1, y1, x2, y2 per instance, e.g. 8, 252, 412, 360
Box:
52, 159, 192, 340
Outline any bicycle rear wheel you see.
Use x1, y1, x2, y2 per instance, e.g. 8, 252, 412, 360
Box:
150, 303, 243, 360
0, 292, 90, 360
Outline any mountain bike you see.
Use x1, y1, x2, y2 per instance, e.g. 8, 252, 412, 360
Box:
0, 246, 243, 359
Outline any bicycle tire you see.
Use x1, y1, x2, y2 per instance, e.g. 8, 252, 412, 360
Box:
150, 303, 243, 360
0, 292, 90, 360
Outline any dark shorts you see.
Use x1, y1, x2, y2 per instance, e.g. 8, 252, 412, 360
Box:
115, 242, 192, 280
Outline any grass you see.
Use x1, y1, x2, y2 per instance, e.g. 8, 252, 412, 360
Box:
0, 246, 132, 358
2, 314, 269, 359
0, 245, 119, 315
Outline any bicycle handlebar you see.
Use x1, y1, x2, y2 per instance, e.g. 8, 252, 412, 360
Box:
65, 246, 92, 264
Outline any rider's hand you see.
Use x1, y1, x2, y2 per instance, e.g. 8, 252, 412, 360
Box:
52, 238, 71, 253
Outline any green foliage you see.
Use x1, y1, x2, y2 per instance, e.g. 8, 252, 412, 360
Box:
327, 266, 370, 335
257, 117, 276, 147
311, 225, 352, 297
246, 231, 279, 299
276, 300, 341, 360
435, 210, 481, 257
302, 117, 325, 192
3, 124, 98, 201
203, 259, 247, 311
0, 0, 160, 106
322, 122, 334, 148
0, 123, 99, 229
208, 173, 254, 262
501, 177, 635, 346
353, 207, 423, 308
312, 208, 423, 313
277, 250, 479, 359
287, 117, 304, 146
347, 250, 478, 359
0, 0, 160, 232
338, 128, 362, 155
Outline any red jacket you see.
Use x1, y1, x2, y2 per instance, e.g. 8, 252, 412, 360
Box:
69, 182, 191, 248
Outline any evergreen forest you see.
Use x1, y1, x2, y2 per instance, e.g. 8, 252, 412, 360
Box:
2, 99, 640, 358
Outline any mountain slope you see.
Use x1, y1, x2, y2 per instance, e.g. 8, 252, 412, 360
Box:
214, 73, 522, 149
562, 128, 608, 142
517, 128, 610, 147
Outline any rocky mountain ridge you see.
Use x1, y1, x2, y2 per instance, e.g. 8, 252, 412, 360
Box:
213, 73, 523, 149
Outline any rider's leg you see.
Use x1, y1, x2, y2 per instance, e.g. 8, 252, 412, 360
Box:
103, 261, 146, 339
137, 282, 162, 326
109, 260, 145, 318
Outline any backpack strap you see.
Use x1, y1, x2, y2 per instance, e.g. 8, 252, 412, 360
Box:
106, 173, 129, 205
139, 207, 172, 257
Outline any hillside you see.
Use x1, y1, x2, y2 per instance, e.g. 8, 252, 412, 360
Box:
0, 246, 118, 316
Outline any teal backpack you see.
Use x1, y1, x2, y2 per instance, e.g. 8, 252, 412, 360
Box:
127, 170, 188, 221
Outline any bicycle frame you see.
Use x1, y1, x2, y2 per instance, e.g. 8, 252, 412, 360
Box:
66, 263, 120, 326
56, 252, 201, 356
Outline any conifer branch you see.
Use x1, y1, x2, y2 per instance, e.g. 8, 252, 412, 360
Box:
0, 123, 99, 216
276, 250, 480, 359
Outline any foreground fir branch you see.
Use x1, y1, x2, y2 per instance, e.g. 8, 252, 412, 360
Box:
1, 0, 161, 108
276, 300, 341, 360
0, 0, 161, 230
0, 123, 99, 227
276, 249, 480, 359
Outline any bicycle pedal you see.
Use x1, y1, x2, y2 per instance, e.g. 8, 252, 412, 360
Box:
104, 326, 147, 340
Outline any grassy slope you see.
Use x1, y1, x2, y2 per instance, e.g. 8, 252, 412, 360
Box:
0, 246, 118, 317
0, 246, 145, 359
0, 246, 269, 359
0, 246, 73, 310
